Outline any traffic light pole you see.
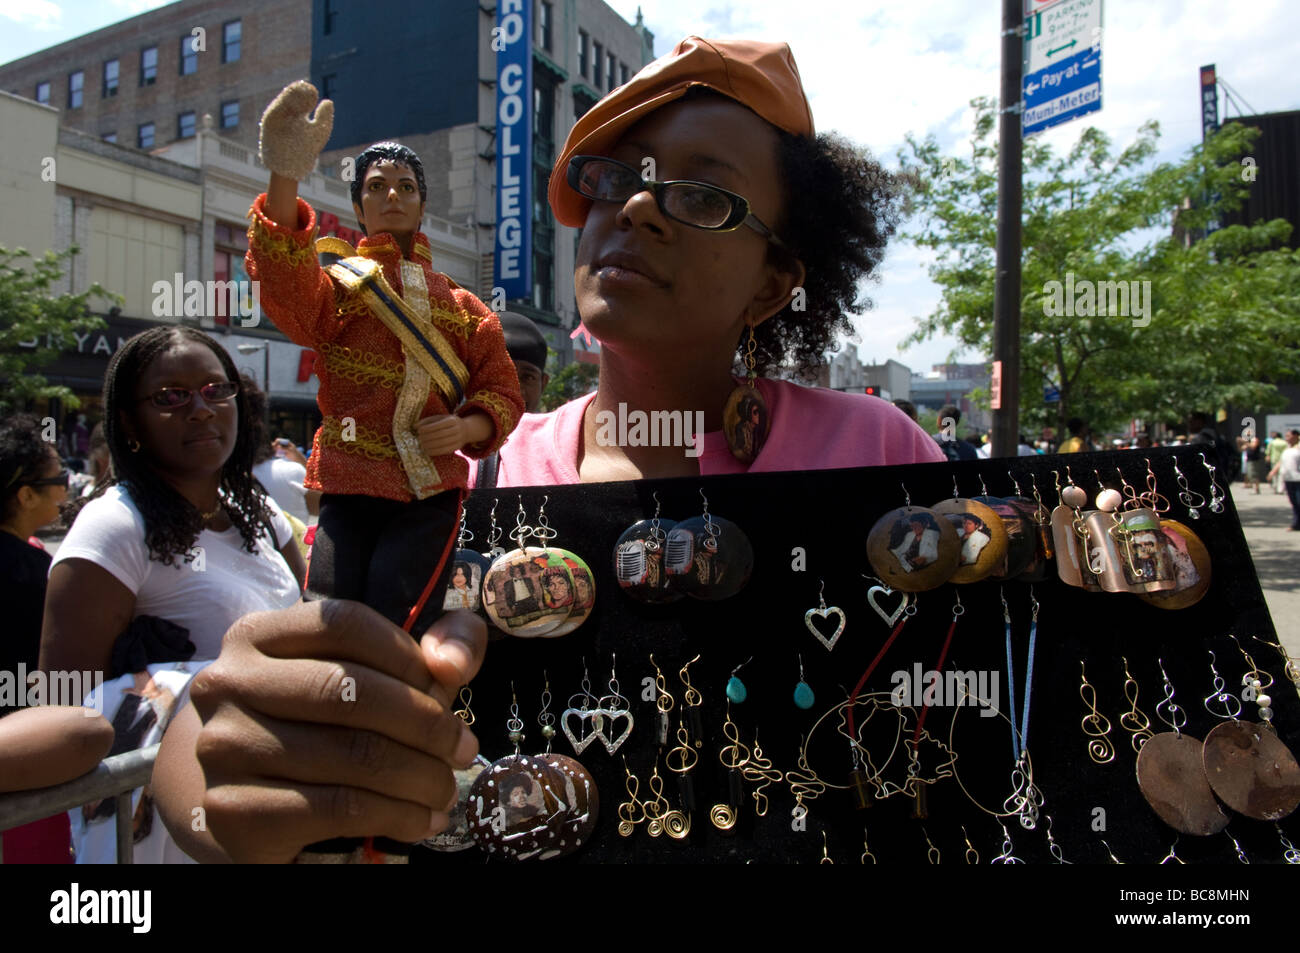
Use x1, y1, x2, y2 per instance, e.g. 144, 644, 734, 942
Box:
991, 0, 1024, 458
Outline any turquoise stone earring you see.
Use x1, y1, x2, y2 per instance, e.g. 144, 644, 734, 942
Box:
794, 654, 815, 710
726, 657, 752, 704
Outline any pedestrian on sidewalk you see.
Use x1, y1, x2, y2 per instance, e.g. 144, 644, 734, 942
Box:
1267, 429, 1300, 531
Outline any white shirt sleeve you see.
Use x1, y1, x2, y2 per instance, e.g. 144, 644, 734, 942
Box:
51, 490, 150, 594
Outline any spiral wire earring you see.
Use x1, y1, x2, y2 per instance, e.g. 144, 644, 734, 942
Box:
990, 823, 1024, 864
1118, 657, 1154, 752
1173, 457, 1206, 520
1199, 452, 1226, 514
453, 686, 475, 726
1100, 839, 1124, 864
649, 654, 674, 747
1079, 661, 1115, 764
538, 672, 556, 754
616, 756, 645, 837
1276, 824, 1300, 864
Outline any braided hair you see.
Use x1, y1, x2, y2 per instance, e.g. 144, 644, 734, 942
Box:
67, 326, 273, 566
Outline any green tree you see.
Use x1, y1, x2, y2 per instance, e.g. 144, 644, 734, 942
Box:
899, 102, 1300, 437
540, 356, 599, 412
0, 245, 118, 414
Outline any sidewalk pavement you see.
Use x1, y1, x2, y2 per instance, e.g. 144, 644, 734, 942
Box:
1230, 482, 1299, 657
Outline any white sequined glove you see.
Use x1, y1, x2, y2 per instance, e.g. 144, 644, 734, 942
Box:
258, 81, 334, 182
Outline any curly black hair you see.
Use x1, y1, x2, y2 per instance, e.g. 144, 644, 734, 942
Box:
67, 326, 274, 566
350, 141, 427, 234
0, 413, 59, 523
727, 89, 911, 379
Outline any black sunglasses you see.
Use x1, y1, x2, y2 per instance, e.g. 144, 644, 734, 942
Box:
136, 380, 240, 409
567, 155, 790, 250
24, 468, 70, 489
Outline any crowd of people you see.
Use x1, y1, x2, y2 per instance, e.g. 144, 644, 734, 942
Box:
2, 35, 1297, 864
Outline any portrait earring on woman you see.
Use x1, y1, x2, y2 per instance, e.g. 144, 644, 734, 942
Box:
723, 323, 769, 463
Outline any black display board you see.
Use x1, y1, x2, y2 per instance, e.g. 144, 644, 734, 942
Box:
410, 447, 1294, 865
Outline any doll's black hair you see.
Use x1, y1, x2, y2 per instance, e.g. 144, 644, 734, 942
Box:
350, 141, 427, 232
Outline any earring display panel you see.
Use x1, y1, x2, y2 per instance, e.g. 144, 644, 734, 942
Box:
408, 448, 1289, 865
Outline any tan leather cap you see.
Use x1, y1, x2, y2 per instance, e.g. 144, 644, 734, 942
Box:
548, 36, 815, 227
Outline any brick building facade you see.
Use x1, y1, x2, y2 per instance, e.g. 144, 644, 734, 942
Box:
0, 0, 311, 155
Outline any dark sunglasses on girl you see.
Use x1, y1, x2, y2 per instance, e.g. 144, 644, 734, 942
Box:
24, 468, 70, 489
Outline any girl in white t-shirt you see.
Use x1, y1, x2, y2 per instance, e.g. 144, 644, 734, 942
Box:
40, 327, 305, 863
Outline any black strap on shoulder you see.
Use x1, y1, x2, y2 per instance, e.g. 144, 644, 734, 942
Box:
476, 452, 500, 490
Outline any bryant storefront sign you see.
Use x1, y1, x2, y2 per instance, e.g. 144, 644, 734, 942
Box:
494, 0, 532, 299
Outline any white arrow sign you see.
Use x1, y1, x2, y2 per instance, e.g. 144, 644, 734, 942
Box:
1025, 0, 1101, 76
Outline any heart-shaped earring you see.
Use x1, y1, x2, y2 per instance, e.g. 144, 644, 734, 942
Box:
594, 657, 634, 755
865, 580, 912, 627
804, 579, 846, 651
561, 660, 606, 755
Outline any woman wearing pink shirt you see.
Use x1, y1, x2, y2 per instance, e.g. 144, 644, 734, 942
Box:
153, 37, 938, 862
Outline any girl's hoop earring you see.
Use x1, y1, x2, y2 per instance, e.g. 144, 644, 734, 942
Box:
127, 438, 141, 453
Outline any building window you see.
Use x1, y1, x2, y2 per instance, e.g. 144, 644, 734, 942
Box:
35, 81, 50, 104
222, 20, 241, 63
68, 70, 83, 109
607, 53, 615, 91
323, 0, 339, 35
538, 1, 552, 51
212, 222, 249, 328
102, 131, 117, 143
534, 80, 554, 152
321, 73, 336, 99
620, 62, 629, 86
578, 30, 588, 77
138, 121, 155, 149
220, 99, 239, 128
178, 110, 196, 139
181, 34, 199, 75
141, 46, 157, 85
591, 42, 602, 89
103, 59, 119, 97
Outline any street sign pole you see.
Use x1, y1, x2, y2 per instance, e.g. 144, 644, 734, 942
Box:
991, 0, 1024, 459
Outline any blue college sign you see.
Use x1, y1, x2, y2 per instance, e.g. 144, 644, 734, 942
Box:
494, 0, 532, 299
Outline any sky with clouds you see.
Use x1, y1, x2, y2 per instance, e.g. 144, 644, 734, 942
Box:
4, 0, 1298, 375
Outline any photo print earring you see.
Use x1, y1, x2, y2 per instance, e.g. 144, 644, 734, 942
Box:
974, 474, 1036, 581
614, 491, 682, 604
443, 507, 492, 613
1003, 472, 1049, 582
466, 684, 599, 861
665, 488, 754, 600
530, 496, 597, 638
866, 483, 960, 592
723, 323, 769, 463
931, 475, 1009, 584
481, 498, 575, 637
1136, 516, 1212, 610
804, 579, 847, 651
422, 684, 489, 854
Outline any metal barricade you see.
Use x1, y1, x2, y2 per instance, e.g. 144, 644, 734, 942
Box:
0, 744, 159, 864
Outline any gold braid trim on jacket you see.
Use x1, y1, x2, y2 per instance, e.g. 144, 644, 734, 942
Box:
318, 341, 404, 389
319, 415, 398, 460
